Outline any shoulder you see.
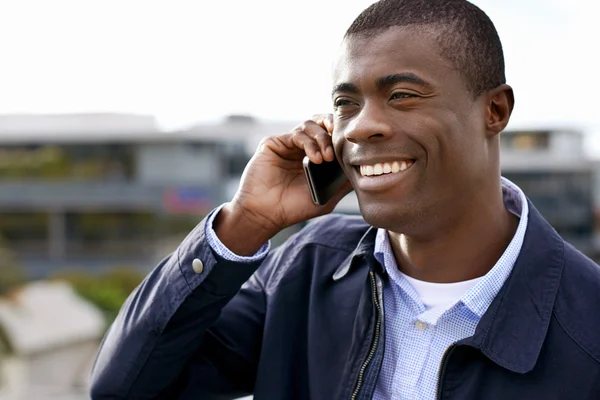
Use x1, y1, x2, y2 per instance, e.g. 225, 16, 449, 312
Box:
557, 242, 600, 305
259, 213, 371, 289
553, 241, 600, 363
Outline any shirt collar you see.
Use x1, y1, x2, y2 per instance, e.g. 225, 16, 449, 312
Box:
462, 177, 529, 317
373, 177, 529, 319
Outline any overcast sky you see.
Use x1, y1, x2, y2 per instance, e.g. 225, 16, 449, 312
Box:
0, 0, 598, 154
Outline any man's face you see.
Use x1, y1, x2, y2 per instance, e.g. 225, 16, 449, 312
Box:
331, 27, 492, 235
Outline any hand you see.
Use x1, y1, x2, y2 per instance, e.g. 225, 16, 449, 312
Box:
214, 114, 353, 255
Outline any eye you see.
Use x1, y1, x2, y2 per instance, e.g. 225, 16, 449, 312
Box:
390, 92, 417, 101
333, 98, 355, 108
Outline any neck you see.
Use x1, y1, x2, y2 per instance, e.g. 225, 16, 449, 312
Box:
388, 181, 519, 283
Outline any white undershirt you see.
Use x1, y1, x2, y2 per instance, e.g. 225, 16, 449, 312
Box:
399, 271, 483, 314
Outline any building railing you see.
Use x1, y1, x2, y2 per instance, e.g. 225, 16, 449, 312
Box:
0, 181, 224, 212
10, 239, 156, 259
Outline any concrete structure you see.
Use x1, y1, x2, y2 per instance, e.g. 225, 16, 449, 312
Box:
0, 281, 105, 400
1, 115, 598, 274
500, 128, 597, 256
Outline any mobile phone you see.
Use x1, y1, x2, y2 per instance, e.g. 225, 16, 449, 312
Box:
303, 155, 349, 205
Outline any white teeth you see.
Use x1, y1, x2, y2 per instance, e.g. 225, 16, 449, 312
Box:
360, 160, 413, 176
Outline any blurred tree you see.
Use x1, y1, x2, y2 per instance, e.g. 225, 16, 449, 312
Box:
0, 236, 26, 296
53, 267, 144, 327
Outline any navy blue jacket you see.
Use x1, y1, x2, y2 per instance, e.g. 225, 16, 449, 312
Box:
90, 201, 600, 399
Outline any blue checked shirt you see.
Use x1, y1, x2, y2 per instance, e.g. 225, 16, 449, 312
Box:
206, 177, 529, 400
373, 177, 528, 400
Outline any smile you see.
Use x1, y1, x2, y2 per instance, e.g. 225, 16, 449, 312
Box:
359, 160, 414, 177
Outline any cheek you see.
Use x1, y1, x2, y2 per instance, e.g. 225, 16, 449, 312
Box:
331, 130, 345, 156
431, 125, 484, 185
411, 115, 470, 180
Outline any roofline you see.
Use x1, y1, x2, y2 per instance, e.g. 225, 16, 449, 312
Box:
0, 113, 299, 144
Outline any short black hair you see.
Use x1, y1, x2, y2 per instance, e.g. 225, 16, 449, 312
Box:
345, 0, 505, 97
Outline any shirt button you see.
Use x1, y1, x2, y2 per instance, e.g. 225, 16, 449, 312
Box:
192, 258, 204, 273
415, 320, 428, 331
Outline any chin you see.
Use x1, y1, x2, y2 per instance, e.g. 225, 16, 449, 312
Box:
357, 199, 414, 232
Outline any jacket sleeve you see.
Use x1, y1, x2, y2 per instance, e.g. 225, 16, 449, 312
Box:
89, 212, 271, 399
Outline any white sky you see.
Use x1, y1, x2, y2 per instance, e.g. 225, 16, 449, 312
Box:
0, 0, 599, 154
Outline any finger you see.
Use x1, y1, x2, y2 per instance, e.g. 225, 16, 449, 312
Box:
297, 120, 335, 162
290, 130, 323, 163
257, 134, 306, 162
311, 113, 334, 134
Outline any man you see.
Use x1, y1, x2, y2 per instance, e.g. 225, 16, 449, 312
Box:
90, 0, 600, 399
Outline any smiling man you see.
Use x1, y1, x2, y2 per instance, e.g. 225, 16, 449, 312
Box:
91, 1, 600, 399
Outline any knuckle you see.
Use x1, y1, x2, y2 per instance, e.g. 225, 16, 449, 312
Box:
315, 131, 330, 143
256, 135, 278, 152
291, 125, 308, 138
304, 140, 317, 149
259, 135, 277, 146
302, 119, 318, 130
291, 126, 304, 136
295, 121, 310, 132
312, 113, 333, 124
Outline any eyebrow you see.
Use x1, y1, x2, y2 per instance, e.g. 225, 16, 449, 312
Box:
331, 82, 359, 97
331, 73, 432, 97
376, 73, 431, 90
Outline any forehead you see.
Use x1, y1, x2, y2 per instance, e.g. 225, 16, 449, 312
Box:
333, 27, 462, 91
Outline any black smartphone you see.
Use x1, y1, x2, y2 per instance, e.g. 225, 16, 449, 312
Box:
302, 156, 349, 205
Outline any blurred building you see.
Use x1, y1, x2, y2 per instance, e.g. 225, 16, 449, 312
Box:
0, 113, 296, 278
500, 128, 597, 256
1, 114, 599, 277
0, 281, 105, 399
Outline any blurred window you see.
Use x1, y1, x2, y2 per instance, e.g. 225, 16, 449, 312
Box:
501, 131, 550, 151
0, 212, 48, 241
222, 142, 250, 177
66, 212, 155, 241
0, 212, 49, 255
64, 212, 156, 256
0, 144, 135, 181
503, 170, 594, 237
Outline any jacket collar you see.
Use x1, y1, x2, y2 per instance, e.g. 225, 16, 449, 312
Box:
333, 226, 378, 281
461, 200, 564, 373
334, 199, 564, 374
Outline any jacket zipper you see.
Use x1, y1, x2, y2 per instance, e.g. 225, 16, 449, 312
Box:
350, 271, 382, 400
436, 344, 456, 400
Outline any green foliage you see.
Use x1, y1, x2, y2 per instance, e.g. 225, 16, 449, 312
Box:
0, 237, 26, 296
53, 267, 145, 327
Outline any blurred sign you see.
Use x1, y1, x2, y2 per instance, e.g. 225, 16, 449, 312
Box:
162, 187, 213, 214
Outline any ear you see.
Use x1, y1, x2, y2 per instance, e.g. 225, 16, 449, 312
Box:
485, 84, 514, 137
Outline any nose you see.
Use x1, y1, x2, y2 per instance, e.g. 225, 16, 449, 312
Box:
343, 101, 393, 144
